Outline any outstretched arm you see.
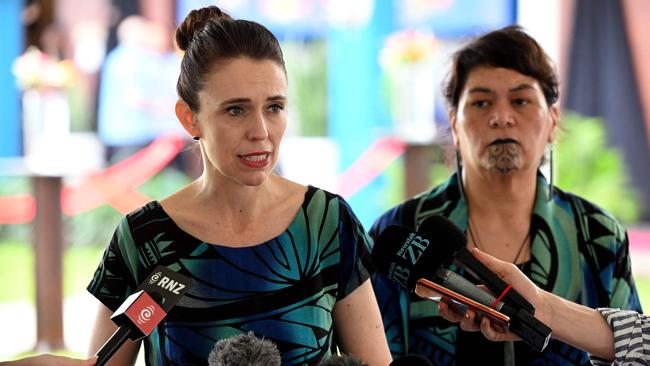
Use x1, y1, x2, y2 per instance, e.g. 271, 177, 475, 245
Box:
438, 248, 615, 361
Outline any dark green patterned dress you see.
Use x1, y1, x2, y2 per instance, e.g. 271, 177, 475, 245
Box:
88, 186, 372, 366
369, 172, 642, 365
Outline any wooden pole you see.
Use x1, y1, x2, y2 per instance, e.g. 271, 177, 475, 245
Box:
32, 175, 65, 351
403, 144, 432, 198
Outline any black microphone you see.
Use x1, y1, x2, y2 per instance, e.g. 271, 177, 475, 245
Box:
372, 224, 512, 312
95, 265, 194, 366
419, 216, 534, 314
389, 354, 433, 365
371, 215, 551, 352
372, 216, 532, 312
208, 331, 281, 366
435, 267, 507, 311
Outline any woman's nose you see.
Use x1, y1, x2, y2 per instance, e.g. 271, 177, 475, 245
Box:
488, 107, 515, 128
247, 112, 269, 140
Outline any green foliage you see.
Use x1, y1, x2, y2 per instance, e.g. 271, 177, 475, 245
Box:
282, 40, 328, 136
381, 145, 452, 209
66, 167, 191, 247
0, 166, 191, 246
67, 84, 93, 132
65, 204, 122, 247
634, 276, 650, 311
382, 157, 406, 209
380, 113, 640, 225
0, 242, 103, 302
554, 112, 641, 223
429, 160, 452, 187
137, 166, 191, 198
0, 167, 191, 303
63, 244, 104, 295
0, 242, 33, 302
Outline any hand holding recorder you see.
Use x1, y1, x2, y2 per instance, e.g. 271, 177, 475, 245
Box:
445, 248, 619, 362
370, 215, 551, 352
436, 248, 546, 340
93, 266, 193, 366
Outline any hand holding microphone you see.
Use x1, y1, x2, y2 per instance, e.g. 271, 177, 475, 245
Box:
441, 248, 548, 341
371, 215, 551, 351
93, 266, 193, 366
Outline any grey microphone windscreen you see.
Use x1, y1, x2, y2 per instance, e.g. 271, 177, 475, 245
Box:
207, 331, 281, 366
317, 354, 368, 366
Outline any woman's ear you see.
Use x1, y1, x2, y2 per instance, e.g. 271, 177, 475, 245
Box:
449, 108, 459, 146
175, 99, 200, 138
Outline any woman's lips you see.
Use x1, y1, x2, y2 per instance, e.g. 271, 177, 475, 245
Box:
238, 152, 270, 168
489, 138, 518, 146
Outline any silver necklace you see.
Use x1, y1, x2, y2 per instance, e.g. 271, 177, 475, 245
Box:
467, 218, 530, 267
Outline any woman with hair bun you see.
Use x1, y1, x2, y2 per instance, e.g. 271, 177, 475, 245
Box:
86, 6, 391, 366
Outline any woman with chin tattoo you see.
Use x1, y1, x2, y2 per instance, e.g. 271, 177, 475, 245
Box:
368, 25, 641, 366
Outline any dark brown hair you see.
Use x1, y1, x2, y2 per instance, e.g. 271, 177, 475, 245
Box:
442, 25, 559, 109
175, 6, 286, 112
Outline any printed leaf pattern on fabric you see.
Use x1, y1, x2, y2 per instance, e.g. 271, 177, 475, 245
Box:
87, 187, 371, 366
369, 172, 641, 365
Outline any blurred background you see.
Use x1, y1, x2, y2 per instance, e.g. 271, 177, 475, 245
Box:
1, 0, 649, 362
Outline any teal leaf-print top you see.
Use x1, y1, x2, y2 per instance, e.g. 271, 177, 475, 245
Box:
369, 172, 641, 365
88, 186, 372, 366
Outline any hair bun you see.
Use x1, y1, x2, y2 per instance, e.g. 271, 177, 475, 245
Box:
175, 6, 232, 51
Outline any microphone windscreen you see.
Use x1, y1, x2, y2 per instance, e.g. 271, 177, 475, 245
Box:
317, 354, 367, 366
389, 354, 433, 366
417, 215, 466, 252
208, 332, 281, 366
371, 225, 415, 272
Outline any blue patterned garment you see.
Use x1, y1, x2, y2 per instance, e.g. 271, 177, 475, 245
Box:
369, 172, 642, 365
87, 186, 372, 366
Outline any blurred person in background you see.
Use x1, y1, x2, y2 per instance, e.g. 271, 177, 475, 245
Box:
86, 5, 391, 366
97, 15, 184, 164
369, 25, 641, 365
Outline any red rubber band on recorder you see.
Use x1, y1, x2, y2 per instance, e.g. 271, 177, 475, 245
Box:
491, 284, 512, 308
